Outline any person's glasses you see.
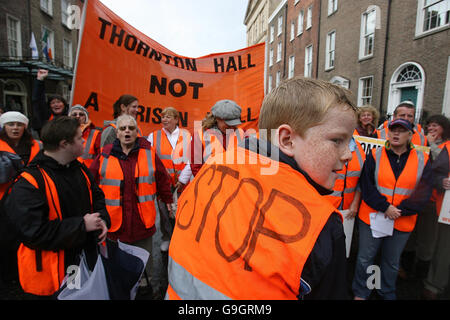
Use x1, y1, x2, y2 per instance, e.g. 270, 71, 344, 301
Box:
118, 125, 136, 131
71, 112, 85, 117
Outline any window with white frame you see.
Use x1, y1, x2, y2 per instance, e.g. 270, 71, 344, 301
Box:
358, 76, 374, 105
306, 6, 313, 29
328, 0, 338, 15
63, 38, 73, 68
295, 0, 300, 4
6, 15, 22, 59
277, 42, 282, 62
288, 56, 295, 79
277, 15, 283, 36
40, 0, 53, 16
41, 26, 55, 60
359, 8, 376, 59
290, 21, 295, 41
326, 31, 336, 70
269, 48, 274, 66
297, 10, 304, 35
270, 25, 274, 43
268, 75, 273, 92
276, 71, 281, 87
305, 45, 313, 77
61, 0, 70, 27
416, 0, 449, 36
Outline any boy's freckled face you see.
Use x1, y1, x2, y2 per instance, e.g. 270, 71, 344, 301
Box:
292, 105, 357, 190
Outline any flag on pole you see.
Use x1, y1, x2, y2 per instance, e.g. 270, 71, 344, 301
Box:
29, 32, 39, 59
41, 29, 52, 61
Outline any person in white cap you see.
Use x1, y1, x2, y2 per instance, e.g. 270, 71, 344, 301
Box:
68, 105, 101, 168
0, 111, 42, 290
190, 99, 244, 176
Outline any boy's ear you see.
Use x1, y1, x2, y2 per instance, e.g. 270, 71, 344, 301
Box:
277, 124, 296, 157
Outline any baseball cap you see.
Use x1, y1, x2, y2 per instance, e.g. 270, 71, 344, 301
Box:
211, 99, 242, 126
389, 118, 413, 132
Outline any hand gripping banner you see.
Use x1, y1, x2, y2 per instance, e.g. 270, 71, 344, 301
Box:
71, 0, 265, 136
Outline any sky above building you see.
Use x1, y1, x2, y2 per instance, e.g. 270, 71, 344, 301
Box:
99, 0, 248, 58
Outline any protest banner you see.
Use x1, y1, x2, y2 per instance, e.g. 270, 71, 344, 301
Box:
353, 135, 430, 155
71, 0, 265, 135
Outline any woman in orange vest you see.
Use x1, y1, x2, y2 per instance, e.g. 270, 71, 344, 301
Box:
90, 114, 173, 293
353, 118, 433, 300
0, 111, 42, 290
68, 104, 101, 168
167, 78, 358, 300
354, 105, 379, 137
190, 99, 244, 176
147, 107, 192, 252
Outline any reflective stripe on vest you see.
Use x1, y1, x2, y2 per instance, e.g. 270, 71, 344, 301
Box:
17, 167, 92, 296
359, 147, 428, 232
167, 146, 335, 299
98, 148, 157, 232
81, 128, 100, 160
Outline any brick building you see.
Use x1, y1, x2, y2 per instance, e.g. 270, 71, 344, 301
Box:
0, 0, 82, 118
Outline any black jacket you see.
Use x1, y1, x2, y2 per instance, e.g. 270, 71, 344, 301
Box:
432, 145, 449, 193
4, 151, 110, 270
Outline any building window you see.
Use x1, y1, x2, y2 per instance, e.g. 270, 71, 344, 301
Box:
41, 26, 55, 61
63, 38, 73, 68
305, 45, 313, 77
326, 31, 336, 70
277, 15, 283, 36
359, 8, 376, 59
270, 25, 274, 43
6, 15, 22, 59
358, 76, 374, 106
268, 75, 273, 93
276, 71, 281, 87
269, 48, 274, 66
290, 21, 295, 41
40, 0, 53, 16
288, 56, 295, 79
277, 42, 282, 62
306, 6, 313, 29
328, 0, 338, 15
61, 0, 70, 27
396, 64, 422, 82
416, 0, 449, 36
297, 11, 304, 35
295, 0, 300, 4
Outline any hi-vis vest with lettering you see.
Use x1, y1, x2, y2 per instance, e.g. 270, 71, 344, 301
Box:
98, 147, 157, 232
17, 167, 92, 296
0, 139, 42, 200
359, 146, 429, 232
149, 129, 191, 184
78, 127, 101, 168
193, 127, 244, 164
166, 146, 337, 300
325, 140, 366, 210
377, 121, 427, 146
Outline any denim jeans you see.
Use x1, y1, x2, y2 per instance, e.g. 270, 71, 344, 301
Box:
352, 218, 411, 300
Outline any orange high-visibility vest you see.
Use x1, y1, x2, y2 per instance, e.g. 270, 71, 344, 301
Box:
167, 146, 337, 300
17, 167, 92, 296
78, 127, 101, 168
377, 122, 427, 146
192, 127, 244, 165
359, 146, 429, 232
0, 139, 42, 200
149, 128, 191, 184
97, 147, 157, 232
325, 140, 366, 210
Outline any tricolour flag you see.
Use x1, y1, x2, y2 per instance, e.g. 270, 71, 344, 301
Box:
41, 29, 52, 61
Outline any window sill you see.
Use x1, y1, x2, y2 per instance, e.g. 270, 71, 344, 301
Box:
358, 55, 373, 63
414, 25, 449, 40
325, 66, 335, 72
